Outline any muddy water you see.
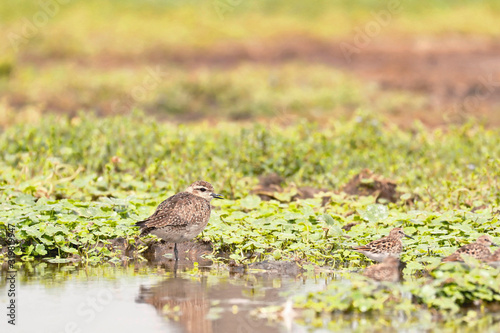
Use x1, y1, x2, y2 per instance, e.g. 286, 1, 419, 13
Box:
0, 261, 323, 333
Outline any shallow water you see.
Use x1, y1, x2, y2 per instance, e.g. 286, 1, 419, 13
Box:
2, 261, 500, 333
0, 261, 322, 333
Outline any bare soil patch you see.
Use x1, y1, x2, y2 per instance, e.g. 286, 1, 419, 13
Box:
149, 36, 500, 126
17, 35, 500, 126
343, 168, 399, 203
251, 173, 330, 202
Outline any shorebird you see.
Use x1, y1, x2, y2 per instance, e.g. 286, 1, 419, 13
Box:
352, 228, 413, 262
484, 248, 500, 268
136, 180, 223, 261
442, 235, 498, 262
363, 256, 403, 282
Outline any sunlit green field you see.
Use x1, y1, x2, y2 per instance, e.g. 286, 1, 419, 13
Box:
3, 0, 500, 57
1, 112, 500, 321
1, 0, 500, 124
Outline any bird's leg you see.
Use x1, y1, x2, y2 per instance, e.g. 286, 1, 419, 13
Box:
173, 261, 178, 277
174, 243, 179, 261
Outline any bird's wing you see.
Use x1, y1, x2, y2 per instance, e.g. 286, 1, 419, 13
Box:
491, 249, 500, 260
443, 243, 491, 261
354, 237, 401, 254
364, 265, 391, 281
442, 252, 462, 262
137, 192, 210, 229
455, 243, 474, 254
466, 245, 491, 259
455, 243, 490, 258
441, 243, 472, 261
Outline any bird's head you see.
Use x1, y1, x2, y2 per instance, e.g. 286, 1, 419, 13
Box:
389, 227, 414, 240
186, 180, 223, 201
477, 234, 498, 247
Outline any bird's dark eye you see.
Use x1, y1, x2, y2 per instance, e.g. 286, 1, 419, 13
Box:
199, 188, 207, 192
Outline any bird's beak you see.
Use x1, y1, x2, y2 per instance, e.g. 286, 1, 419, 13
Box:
492, 242, 499, 247
404, 234, 414, 240
211, 193, 224, 199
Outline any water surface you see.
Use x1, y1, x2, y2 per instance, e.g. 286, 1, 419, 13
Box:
0, 261, 318, 333
2, 261, 500, 333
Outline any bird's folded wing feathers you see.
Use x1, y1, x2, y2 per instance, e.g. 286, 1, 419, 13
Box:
455, 243, 473, 254
352, 245, 371, 252
138, 213, 189, 228
354, 238, 384, 251
454, 244, 490, 258
137, 192, 206, 229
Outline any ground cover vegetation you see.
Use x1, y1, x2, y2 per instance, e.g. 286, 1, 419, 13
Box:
1, 111, 500, 319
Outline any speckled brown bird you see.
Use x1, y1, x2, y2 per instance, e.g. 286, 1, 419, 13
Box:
352, 228, 413, 262
484, 248, 500, 268
136, 180, 223, 261
363, 256, 403, 282
442, 235, 498, 262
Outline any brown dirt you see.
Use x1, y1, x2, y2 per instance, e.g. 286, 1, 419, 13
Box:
251, 173, 286, 201
251, 172, 330, 202
191, 36, 499, 127
252, 170, 415, 205
162, 36, 500, 116
342, 222, 360, 231
291, 186, 329, 201
16, 35, 500, 126
343, 169, 399, 203
257, 173, 285, 188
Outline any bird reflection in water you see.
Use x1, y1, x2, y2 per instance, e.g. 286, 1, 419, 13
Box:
136, 272, 286, 333
137, 277, 211, 333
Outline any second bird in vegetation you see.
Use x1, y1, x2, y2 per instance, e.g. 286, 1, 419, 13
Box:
135, 180, 223, 261
352, 227, 413, 262
363, 256, 403, 282
484, 248, 500, 268
442, 234, 498, 262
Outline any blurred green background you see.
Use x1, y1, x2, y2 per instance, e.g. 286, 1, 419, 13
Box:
1, 0, 500, 126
